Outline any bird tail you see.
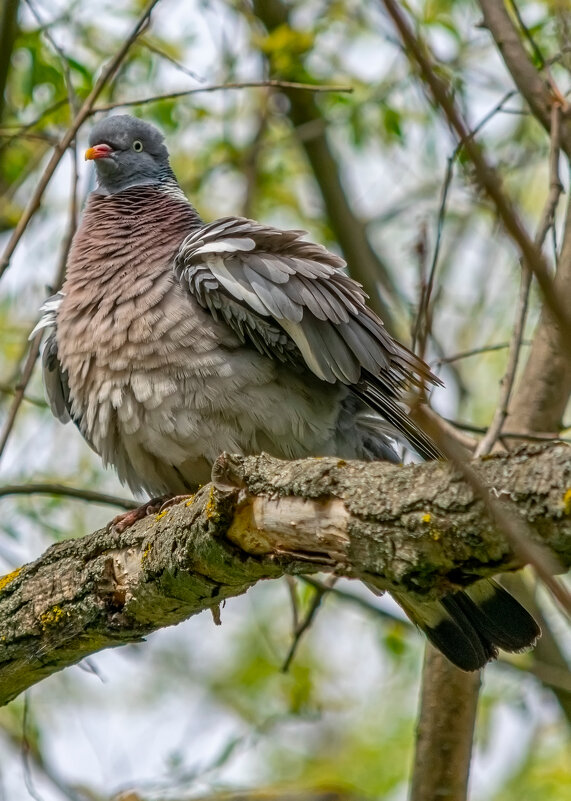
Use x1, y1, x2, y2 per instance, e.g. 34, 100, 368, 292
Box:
392, 579, 541, 671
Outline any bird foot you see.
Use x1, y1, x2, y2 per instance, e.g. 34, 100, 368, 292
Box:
157, 494, 195, 513
109, 496, 169, 533
109, 494, 196, 533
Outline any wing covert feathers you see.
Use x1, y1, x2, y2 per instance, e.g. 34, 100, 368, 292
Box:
175, 216, 441, 458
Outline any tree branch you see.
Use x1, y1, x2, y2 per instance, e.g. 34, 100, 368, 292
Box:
0, 0, 162, 280
380, 0, 571, 350
410, 646, 480, 801
90, 79, 354, 114
506, 185, 571, 436
0, 483, 137, 509
475, 103, 564, 457
0, 446, 569, 707
251, 0, 400, 331
478, 0, 571, 158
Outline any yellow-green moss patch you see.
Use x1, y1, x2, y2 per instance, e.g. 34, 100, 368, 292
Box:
205, 486, 217, 520
39, 605, 68, 630
0, 567, 22, 592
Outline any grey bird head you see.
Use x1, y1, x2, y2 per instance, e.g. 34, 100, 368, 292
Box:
85, 115, 174, 194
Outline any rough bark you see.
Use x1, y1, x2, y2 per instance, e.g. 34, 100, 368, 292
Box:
0, 446, 569, 707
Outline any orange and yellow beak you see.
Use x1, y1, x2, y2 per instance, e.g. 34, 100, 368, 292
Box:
85, 143, 113, 161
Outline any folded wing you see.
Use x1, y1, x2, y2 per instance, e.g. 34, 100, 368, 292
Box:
175, 216, 442, 460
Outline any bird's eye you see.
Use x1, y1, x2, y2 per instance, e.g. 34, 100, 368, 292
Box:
132, 140, 144, 152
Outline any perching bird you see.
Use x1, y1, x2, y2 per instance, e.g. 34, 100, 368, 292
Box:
35, 114, 539, 670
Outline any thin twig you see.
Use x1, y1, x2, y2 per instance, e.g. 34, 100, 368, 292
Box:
507, 0, 568, 111
0, 97, 68, 155
474, 261, 532, 457
281, 576, 336, 672
0, 384, 46, 407
507, 0, 546, 68
0, 483, 137, 509
413, 89, 518, 355
139, 37, 205, 83
0, 334, 42, 460
242, 105, 270, 218
54, 140, 80, 288
76, 658, 106, 682
22, 695, 44, 801
478, 0, 570, 151
501, 655, 571, 693
300, 576, 413, 626
476, 104, 563, 457
0, 0, 163, 280
24, 0, 78, 114
412, 161, 451, 354
0, 130, 58, 144
284, 575, 299, 631
433, 341, 531, 367
444, 418, 568, 442
0, 140, 80, 462
17, 693, 87, 801
90, 78, 354, 114
381, 0, 571, 352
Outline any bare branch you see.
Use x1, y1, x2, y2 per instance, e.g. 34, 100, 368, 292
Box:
478, 0, 571, 155
415, 88, 519, 357
24, 0, 79, 114
138, 36, 206, 83
281, 576, 335, 672
0, 0, 163, 281
252, 0, 400, 330
0, 483, 137, 510
506, 186, 571, 436
0, 384, 46, 408
476, 105, 564, 457
0, 333, 42, 461
0, 138, 80, 462
90, 79, 353, 114
433, 341, 530, 368
380, 0, 571, 353
0, 447, 569, 706
410, 647, 480, 801
300, 576, 411, 626
445, 419, 568, 444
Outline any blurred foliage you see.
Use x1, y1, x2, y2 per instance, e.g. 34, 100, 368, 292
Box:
0, 0, 570, 800
494, 727, 571, 800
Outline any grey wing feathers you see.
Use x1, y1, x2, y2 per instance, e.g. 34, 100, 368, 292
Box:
175, 216, 442, 459
31, 293, 71, 424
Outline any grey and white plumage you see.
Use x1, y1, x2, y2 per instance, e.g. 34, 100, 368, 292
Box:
36, 115, 540, 670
